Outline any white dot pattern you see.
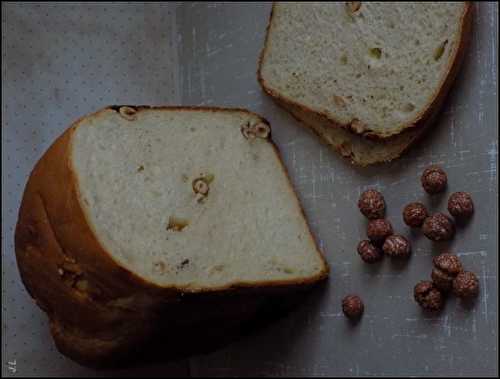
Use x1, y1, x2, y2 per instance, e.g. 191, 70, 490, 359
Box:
2, 2, 186, 376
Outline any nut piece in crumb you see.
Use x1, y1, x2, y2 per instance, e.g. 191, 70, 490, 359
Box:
342, 295, 364, 320
153, 261, 167, 274
346, 2, 361, 14
421, 165, 447, 194
192, 177, 209, 197
204, 173, 215, 184
166, 217, 189, 232
357, 240, 383, 263
382, 235, 411, 258
118, 106, 137, 121
358, 189, 385, 219
333, 95, 346, 108
241, 121, 270, 140
422, 213, 455, 241
414, 281, 444, 311
447, 192, 474, 220
254, 122, 270, 139
433, 40, 448, 61
241, 122, 255, 139
431, 253, 463, 292
403, 202, 428, 227
453, 271, 479, 299
350, 118, 366, 133
367, 219, 393, 245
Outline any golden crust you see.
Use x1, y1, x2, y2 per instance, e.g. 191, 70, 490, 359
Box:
15, 106, 328, 366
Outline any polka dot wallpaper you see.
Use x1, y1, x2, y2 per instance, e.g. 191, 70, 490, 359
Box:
2, 2, 186, 376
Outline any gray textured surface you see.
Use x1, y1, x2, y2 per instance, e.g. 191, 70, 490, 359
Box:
2, 2, 499, 377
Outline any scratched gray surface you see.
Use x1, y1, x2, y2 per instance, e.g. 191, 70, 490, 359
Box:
2, 2, 498, 377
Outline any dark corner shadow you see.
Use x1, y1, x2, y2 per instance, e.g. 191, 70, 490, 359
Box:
95, 279, 330, 370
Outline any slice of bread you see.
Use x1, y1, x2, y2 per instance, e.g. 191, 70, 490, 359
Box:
258, 2, 472, 163
280, 99, 424, 165
15, 106, 328, 366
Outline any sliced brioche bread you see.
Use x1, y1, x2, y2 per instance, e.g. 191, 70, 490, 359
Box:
258, 2, 472, 164
280, 99, 424, 165
15, 106, 328, 365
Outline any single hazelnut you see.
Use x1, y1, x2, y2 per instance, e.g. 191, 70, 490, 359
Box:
241, 122, 255, 139
403, 202, 428, 227
357, 240, 383, 263
422, 213, 455, 241
351, 118, 366, 133
254, 122, 270, 139
431, 253, 463, 292
447, 192, 474, 220
367, 219, 393, 245
453, 271, 479, 299
382, 235, 411, 258
358, 189, 385, 219
118, 106, 137, 121
421, 165, 447, 194
346, 2, 362, 14
342, 295, 364, 319
414, 281, 444, 311
192, 178, 209, 196
241, 122, 270, 140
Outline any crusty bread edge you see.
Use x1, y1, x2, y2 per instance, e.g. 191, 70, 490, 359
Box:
277, 99, 425, 166
257, 2, 473, 140
14, 105, 329, 366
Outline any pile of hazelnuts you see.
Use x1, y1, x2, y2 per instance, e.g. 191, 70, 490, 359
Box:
341, 165, 478, 320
